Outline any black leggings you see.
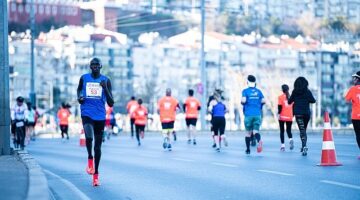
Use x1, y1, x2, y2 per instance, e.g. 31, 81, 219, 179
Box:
295, 115, 310, 148
279, 121, 293, 144
15, 126, 26, 148
82, 116, 105, 174
352, 120, 360, 149
135, 125, 145, 143
130, 118, 135, 136
212, 117, 226, 136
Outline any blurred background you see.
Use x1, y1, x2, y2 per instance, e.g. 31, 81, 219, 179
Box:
6, 0, 360, 133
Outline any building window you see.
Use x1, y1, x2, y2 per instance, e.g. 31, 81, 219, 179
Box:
61, 6, 66, 15
11, 3, 16, 12
18, 5, 24, 13
39, 5, 44, 14
52, 6, 57, 15
45, 5, 51, 15
25, 4, 30, 13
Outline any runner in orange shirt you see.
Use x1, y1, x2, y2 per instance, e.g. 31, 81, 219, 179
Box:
278, 84, 294, 151
104, 105, 114, 141
345, 71, 360, 158
134, 98, 148, 146
127, 96, 138, 138
158, 88, 180, 151
183, 89, 201, 145
57, 103, 71, 141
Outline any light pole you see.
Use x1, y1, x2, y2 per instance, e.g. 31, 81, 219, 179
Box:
200, 0, 207, 130
30, 0, 36, 106
0, 0, 11, 155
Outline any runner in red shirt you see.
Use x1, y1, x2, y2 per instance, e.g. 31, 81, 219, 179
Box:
183, 89, 201, 145
345, 71, 360, 158
158, 88, 180, 151
277, 84, 294, 151
57, 103, 71, 141
127, 96, 138, 138
134, 99, 148, 146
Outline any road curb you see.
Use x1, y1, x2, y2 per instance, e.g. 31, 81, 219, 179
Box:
15, 150, 50, 200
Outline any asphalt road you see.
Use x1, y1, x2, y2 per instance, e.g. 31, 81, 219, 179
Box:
27, 131, 360, 200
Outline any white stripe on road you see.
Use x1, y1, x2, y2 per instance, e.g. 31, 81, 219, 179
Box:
211, 162, 238, 168
257, 170, 295, 176
44, 169, 91, 200
172, 158, 194, 162
322, 141, 336, 150
321, 180, 360, 190
140, 154, 160, 158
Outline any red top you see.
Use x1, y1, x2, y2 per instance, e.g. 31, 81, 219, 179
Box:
57, 108, 70, 125
278, 93, 294, 122
184, 97, 201, 119
158, 96, 179, 123
134, 105, 148, 125
345, 85, 360, 120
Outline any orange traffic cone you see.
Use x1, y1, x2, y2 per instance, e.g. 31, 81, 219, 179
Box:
79, 129, 86, 147
317, 112, 342, 166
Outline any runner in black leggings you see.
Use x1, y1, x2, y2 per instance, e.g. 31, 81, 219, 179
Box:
77, 57, 114, 186
289, 77, 316, 156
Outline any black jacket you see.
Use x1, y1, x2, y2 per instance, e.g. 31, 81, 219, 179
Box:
288, 89, 316, 115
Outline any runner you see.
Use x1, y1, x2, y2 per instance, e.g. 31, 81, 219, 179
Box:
104, 105, 114, 141
278, 84, 294, 151
158, 88, 180, 151
127, 96, 137, 138
288, 77, 316, 156
11, 96, 28, 150
134, 98, 148, 146
183, 89, 201, 145
77, 57, 114, 186
208, 92, 227, 152
57, 103, 71, 141
345, 71, 360, 159
207, 89, 224, 148
25, 102, 36, 145
241, 75, 265, 154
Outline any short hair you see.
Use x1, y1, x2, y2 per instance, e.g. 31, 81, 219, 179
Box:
188, 89, 194, 96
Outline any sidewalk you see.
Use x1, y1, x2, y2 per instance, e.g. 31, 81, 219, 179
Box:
0, 150, 50, 200
0, 153, 28, 200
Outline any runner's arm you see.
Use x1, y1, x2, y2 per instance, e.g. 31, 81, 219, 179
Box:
102, 79, 114, 107
77, 77, 84, 104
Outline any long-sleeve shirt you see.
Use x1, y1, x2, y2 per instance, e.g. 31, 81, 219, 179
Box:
288, 89, 316, 115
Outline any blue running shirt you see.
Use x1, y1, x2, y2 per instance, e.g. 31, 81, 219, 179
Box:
80, 73, 108, 120
242, 87, 264, 117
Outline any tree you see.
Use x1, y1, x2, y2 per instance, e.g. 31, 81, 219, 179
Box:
296, 12, 322, 37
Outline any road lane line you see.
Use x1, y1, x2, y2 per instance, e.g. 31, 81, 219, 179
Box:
140, 154, 160, 158
172, 158, 194, 162
44, 169, 91, 200
320, 180, 360, 190
211, 162, 238, 168
257, 170, 295, 176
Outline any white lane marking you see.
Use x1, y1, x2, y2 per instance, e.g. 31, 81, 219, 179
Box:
172, 158, 194, 162
44, 169, 91, 200
211, 162, 238, 168
321, 180, 360, 190
257, 170, 295, 176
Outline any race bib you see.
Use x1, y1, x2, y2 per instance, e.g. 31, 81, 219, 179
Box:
138, 111, 145, 116
86, 82, 102, 98
16, 121, 24, 127
190, 102, 197, 108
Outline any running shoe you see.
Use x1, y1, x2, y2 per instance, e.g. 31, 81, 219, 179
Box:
162, 142, 167, 149
167, 143, 172, 151
212, 143, 216, 148
216, 147, 220, 152
257, 140, 263, 153
138, 142, 141, 146
245, 149, 250, 154
302, 146, 308, 156
193, 139, 197, 145
93, 174, 100, 186
280, 146, 285, 152
86, 159, 94, 174
289, 139, 294, 150
187, 139, 191, 144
